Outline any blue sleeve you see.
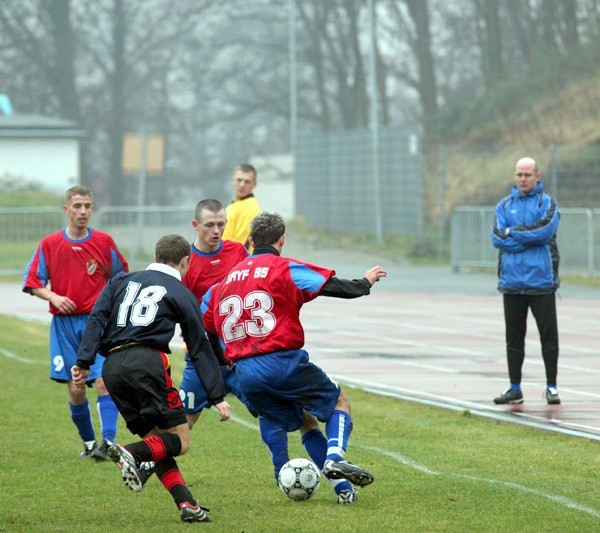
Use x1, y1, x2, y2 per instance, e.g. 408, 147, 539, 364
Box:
491, 201, 530, 253
289, 262, 328, 293
201, 284, 216, 315
22, 246, 49, 288
110, 248, 126, 277
511, 195, 559, 246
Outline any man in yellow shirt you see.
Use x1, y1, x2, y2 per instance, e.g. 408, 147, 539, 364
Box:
222, 163, 261, 250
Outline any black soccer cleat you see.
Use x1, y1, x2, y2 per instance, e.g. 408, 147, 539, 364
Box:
91, 439, 111, 462
138, 461, 156, 487
80, 440, 97, 459
179, 502, 212, 523
337, 489, 357, 504
323, 460, 374, 487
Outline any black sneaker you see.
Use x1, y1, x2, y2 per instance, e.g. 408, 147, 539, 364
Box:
493, 388, 524, 404
323, 460, 374, 487
80, 440, 97, 458
91, 439, 111, 462
106, 443, 143, 492
545, 387, 561, 405
179, 502, 212, 523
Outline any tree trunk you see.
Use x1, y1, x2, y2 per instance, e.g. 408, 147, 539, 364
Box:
44, 0, 80, 124
405, 0, 438, 139
109, 0, 127, 205
560, 0, 579, 48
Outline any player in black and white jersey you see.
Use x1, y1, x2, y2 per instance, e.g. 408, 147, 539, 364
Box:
72, 234, 231, 523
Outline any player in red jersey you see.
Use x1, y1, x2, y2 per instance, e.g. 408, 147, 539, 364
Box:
179, 199, 248, 428
178, 199, 296, 483
203, 212, 387, 504
22, 186, 128, 460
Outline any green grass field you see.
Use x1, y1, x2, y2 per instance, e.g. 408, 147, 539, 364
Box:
1, 315, 599, 532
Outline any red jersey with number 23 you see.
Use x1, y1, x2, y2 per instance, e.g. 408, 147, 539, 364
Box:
203, 253, 334, 362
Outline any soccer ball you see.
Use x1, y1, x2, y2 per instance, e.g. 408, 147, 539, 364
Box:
277, 458, 321, 501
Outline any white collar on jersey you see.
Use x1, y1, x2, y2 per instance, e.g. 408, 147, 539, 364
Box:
146, 262, 181, 281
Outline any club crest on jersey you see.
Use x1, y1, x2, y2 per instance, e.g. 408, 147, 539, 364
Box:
86, 258, 98, 275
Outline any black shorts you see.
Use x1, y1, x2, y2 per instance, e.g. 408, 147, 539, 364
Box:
102, 346, 186, 437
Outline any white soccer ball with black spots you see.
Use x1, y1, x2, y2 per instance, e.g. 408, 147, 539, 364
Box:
277, 458, 321, 501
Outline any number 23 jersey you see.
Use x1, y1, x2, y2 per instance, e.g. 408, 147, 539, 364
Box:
203, 253, 334, 362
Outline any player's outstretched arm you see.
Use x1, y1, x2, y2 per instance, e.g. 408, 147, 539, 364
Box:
320, 265, 386, 299
363, 265, 387, 286
213, 400, 231, 421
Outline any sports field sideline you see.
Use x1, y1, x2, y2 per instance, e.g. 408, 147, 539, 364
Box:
3, 236, 600, 441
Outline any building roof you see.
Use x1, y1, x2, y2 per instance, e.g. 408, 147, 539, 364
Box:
0, 114, 85, 138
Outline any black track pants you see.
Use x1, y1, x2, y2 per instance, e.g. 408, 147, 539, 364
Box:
503, 292, 559, 386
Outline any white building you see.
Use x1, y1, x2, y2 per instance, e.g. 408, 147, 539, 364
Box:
0, 114, 84, 195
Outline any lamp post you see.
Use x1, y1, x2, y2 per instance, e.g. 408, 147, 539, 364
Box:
368, 0, 383, 244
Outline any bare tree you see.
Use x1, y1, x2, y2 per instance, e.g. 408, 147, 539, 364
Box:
477, 0, 503, 89
0, 0, 79, 121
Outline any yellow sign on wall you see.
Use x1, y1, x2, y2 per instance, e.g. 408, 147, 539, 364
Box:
122, 133, 164, 175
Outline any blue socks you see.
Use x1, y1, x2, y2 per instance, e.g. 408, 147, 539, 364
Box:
325, 410, 353, 462
69, 399, 95, 442
302, 427, 353, 494
259, 417, 289, 479
510, 383, 521, 392
97, 394, 119, 443
301, 428, 327, 470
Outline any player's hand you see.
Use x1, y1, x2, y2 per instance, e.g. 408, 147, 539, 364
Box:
214, 400, 231, 421
364, 266, 387, 286
71, 365, 89, 389
50, 294, 77, 314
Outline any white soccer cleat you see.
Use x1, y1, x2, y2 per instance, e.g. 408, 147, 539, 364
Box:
107, 443, 143, 492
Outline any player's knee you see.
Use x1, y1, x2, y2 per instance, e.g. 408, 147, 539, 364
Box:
95, 378, 109, 395
69, 387, 86, 404
187, 412, 201, 429
179, 442, 190, 455
300, 411, 319, 433
334, 390, 351, 413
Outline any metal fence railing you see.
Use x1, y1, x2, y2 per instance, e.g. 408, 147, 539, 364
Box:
451, 207, 600, 276
3, 205, 600, 278
0, 206, 196, 276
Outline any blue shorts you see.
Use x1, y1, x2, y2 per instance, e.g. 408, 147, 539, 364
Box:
50, 315, 104, 384
179, 359, 254, 415
234, 349, 341, 432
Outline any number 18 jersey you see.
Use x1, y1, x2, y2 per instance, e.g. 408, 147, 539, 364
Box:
203, 253, 334, 362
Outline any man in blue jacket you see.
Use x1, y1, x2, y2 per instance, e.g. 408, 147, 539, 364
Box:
491, 157, 561, 405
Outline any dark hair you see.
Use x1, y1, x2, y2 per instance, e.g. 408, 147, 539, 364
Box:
250, 212, 285, 247
195, 199, 224, 221
154, 234, 190, 265
234, 163, 257, 181
65, 185, 92, 203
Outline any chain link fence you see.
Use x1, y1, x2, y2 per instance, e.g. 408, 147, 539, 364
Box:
296, 125, 423, 237
0, 206, 196, 275
451, 207, 600, 276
